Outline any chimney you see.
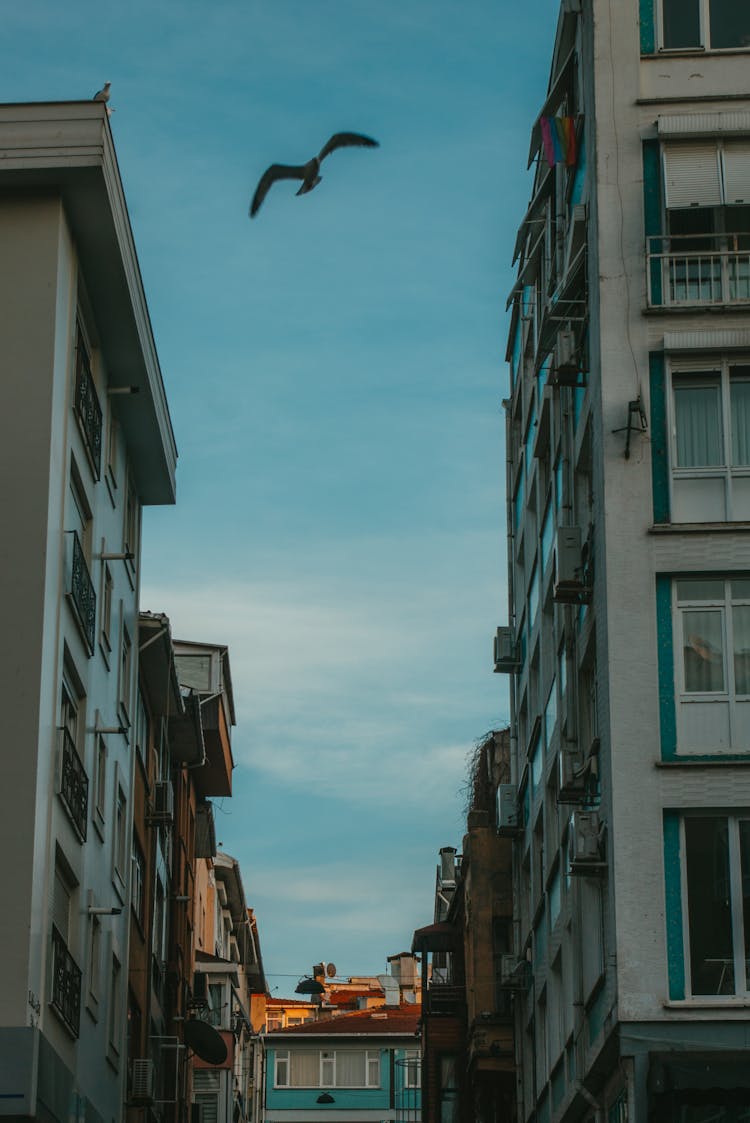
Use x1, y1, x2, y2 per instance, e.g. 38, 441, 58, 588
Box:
439, 846, 457, 887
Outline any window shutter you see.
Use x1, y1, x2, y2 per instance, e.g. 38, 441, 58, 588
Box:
722, 142, 750, 205
663, 143, 722, 208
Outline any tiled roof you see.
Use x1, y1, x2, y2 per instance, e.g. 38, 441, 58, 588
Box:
266, 996, 313, 1007
269, 1004, 421, 1037
327, 988, 384, 1006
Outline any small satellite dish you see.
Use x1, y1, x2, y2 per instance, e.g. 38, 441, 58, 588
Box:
184, 1018, 228, 1065
326, 962, 337, 978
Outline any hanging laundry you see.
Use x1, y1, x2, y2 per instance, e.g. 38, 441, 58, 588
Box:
540, 116, 577, 168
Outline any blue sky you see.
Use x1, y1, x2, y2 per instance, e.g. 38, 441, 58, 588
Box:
3, 0, 558, 992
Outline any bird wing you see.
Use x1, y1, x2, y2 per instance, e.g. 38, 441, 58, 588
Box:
249, 164, 308, 217
93, 85, 110, 102
318, 132, 379, 161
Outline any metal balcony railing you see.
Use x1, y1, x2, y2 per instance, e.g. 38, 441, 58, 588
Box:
74, 341, 102, 478
59, 727, 88, 841
51, 925, 82, 1037
647, 233, 750, 307
69, 531, 96, 654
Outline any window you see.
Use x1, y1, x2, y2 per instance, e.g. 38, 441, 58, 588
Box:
131, 836, 145, 926
674, 576, 750, 751
119, 620, 132, 723
100, 565, 113, 655
681, 814, 750, 997
94, 735, 107, 832
106, 414, 118, 493
135, 689, 149, 763
193, 1070, 221, 1123
67, 465, 96, 654
661, 0, 750, 50
87, 914, 101, 1013
113, 775, 128, 892
50, 852, 81, 1037
73, 322, 102, 479
669, 361, 750, 521
58, 678, 88, 841
274, 1049, 380, 1088
108, 953, 122, 1061
123, 475, 138, 562
266, 1012, 282, 1031
402, 1049, 421, 1089
439, 1056, 458, 1123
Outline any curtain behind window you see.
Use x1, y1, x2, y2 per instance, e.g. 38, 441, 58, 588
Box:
674, 379, 722, 466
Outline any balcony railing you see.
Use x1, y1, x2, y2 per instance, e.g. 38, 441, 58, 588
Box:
74, 340, 102, 478
647, 233, 750, 307
59, 726, 88, 841
51, 925, 81, 1037
69, 531, 96, 654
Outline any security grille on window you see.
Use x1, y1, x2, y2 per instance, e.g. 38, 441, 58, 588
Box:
661, 0, 750, 50
675, 576, 750, 751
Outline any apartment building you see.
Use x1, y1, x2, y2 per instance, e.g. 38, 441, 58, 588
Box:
0, 101, 176, 1123
501, 0, 750, 1119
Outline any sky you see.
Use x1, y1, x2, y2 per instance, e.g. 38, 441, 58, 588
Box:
2, 0, 559, 994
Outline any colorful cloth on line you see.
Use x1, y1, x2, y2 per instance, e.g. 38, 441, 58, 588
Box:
540, 116, 577, 168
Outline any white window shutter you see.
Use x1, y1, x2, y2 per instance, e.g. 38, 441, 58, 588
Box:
663, 142, 722, 208
722, 142, 750, 205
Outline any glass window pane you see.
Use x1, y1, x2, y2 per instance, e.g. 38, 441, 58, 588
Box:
676, 578, 725, 602
731, 376, 750, 466
662, 0, 701, 47
290, 1052, 322, 1086
685, 817, 735, 995
733, 605, 750, 694
732, 579, 750, 600
740, 821, 750, 992
709, 0, 750, 48
335, 1051, 366, 1087
674, 380, 723, 467
683, 609, 725, 691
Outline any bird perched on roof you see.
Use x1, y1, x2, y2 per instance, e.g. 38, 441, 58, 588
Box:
249, 132, 379, 218
93, 82, 111, 103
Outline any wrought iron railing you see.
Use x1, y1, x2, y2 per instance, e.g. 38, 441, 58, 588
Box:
59, 726, 88, 841
69, 531, 96, 654
74, 339, 102, 478
647, 233, 750, 307
51, 925, 82, 1037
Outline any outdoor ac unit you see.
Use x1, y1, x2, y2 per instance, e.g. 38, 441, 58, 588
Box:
148, 781, 174, 826
558, 749, 587, 804
552, 330, 579, 386
192, 970, 209, 1006
131, 1059, 155, 1104
570, 810, 604, 870
497, 784, 521, 835
494, 627, 521, 674
499, 954, 528, 990
554, 527, 591, 604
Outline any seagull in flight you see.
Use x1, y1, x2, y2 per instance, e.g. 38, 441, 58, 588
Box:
249, 132, 379, 218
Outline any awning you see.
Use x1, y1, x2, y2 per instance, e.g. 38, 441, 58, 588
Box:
512, 161, 554, 263
412, 922, 461, 953
528, 46, 577, 167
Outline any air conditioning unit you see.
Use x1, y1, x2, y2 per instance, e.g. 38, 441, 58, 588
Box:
191, 969, 209, 1007
493, 627, 521, 674
499, 954, 528, 990
131, 1059, 155, 1104
570, 810, 605, 873
552, 329, 579, 386
554, 527, 591, 604
497, 784, 521, 835
148, 781, 174, 826
558, 749, 586, 804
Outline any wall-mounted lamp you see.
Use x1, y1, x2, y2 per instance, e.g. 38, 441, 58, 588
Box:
316, 1094, 335, 1104
96, 552, 135, 562
107, 386, 140, 396
87, 906, 122, 916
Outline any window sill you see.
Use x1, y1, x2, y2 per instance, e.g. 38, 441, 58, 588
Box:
650, 522, 750, 533
665, 997, 750, 1009
657, 756, 750, 766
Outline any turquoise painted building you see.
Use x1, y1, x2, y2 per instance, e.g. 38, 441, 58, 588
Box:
255, 1004, 421, 1123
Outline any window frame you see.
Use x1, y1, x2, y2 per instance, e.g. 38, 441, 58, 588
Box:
658, 0, 750, 51
667, 357, 750, 521
679, 811, 750, 999
273, 1048, 381, 1089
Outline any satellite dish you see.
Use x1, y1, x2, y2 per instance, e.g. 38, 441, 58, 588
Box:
184, 1018, 228, 1065
326, 962, 337, 978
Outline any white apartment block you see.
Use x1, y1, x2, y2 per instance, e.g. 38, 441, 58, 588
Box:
0, 102, 176, 1122
501, 1, 750, 1119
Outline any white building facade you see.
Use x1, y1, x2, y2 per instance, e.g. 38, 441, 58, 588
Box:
0, 101, 176, 1123
502, 2, 750, 1119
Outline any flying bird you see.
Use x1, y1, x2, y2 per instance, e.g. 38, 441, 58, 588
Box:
93, 82, 111, 103
249, 132, 379, 218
